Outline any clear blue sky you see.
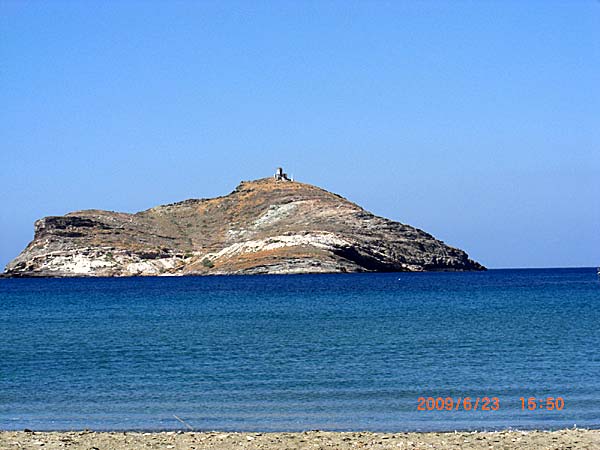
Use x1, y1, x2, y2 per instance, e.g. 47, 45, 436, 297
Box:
1, 1, 598, 269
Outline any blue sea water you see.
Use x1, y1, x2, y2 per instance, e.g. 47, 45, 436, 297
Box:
0, 268, 598, 432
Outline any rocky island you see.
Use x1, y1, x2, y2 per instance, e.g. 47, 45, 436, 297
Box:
4, 172, 485, 277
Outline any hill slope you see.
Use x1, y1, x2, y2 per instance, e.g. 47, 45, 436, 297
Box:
4, 178, 485, 277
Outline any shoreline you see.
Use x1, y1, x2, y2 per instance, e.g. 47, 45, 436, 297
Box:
1, 429, 599, 449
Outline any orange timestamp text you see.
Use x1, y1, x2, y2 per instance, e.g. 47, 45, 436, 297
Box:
417, 396, 500, 412
519, 397, 565, 411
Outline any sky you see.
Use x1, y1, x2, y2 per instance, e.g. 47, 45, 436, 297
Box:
1, 1, 598, 270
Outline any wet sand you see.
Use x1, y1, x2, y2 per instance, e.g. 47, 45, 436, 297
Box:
1, 429, 598, 449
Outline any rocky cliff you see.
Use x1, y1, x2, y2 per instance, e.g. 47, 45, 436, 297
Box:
4, 178, 485, 277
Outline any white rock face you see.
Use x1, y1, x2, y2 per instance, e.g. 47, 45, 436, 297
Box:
10, 247, 188, 277
125, 257, 182, 275
206, 232, 352, 262
253, 202, 299, 228
44, 253, 115, 275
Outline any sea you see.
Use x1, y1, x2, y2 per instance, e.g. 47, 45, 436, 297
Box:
0, 268, 598, 432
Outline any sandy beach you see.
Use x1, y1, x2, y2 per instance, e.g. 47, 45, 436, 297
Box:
1, 429, 598, 450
